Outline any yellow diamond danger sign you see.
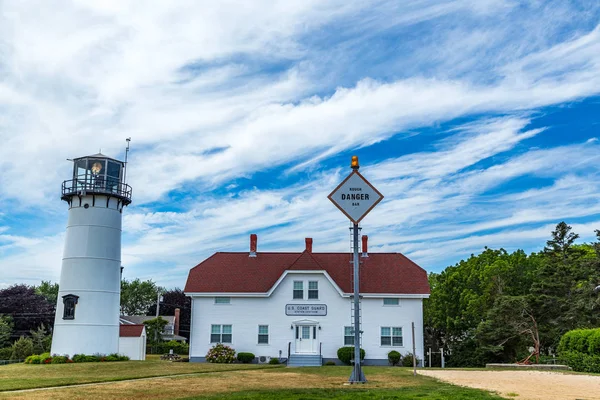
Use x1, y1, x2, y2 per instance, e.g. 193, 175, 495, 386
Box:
328, 170, 383, 224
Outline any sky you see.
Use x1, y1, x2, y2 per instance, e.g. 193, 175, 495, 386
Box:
1, 0, 600, 290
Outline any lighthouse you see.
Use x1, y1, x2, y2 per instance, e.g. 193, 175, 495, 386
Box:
51, 153, 132, 356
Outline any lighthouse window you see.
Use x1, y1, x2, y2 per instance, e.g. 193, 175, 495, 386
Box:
106, 161, 121, 191
62, 294, 79, 320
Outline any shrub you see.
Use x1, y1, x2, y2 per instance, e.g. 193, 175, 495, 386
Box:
268, 357, 280, 364
158, 340, 189, 355
25, 354, 40, 364
559, 328, 600, 373
388, 350, 401, 366
10, 337, 34, 360
237, 352, 255, 363
51, 356, 68, 364
39, 352, 52, 364
0, 347, 13, 360
206, 343, 236, 363
324, 361, 336, 366
337, 346, 365, 365
402, 352, 420, 367
72, 354, 86, 363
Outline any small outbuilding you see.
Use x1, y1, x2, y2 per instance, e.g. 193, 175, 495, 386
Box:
118, 324, 146, 360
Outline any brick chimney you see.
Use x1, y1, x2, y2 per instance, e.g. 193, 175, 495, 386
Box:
250, 234, 257, 257
305, 237, 313, 253
361, 235, 368, 257
174, 308, 180, 336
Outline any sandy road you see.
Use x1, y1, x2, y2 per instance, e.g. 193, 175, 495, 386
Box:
419, 369, 600, 400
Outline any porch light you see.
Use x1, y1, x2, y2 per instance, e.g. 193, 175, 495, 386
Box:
290, 325, 293, 330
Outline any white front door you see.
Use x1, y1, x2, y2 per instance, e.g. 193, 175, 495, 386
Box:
295, 325, 316, 353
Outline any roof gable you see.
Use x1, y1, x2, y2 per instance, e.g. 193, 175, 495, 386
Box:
184, 249, 429, 296
119, 324, 145, 337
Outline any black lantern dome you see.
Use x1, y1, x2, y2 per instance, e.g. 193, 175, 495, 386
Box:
61, 153, 132, 205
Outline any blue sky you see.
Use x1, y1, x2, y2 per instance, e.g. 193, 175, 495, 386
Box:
1, 0, 600, 289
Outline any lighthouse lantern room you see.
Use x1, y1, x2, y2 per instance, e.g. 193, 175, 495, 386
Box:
51, 153, 132, 356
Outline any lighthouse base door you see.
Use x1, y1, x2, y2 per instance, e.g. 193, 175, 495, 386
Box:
295, 325, 317, 354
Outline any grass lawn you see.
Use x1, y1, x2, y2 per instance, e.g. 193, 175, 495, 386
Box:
0, 359, 278, 391
0, 362, 504, 399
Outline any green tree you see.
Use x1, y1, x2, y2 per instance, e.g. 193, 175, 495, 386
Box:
30, 324, 51, 354
0, 315, 13, 348
35, 281, 59, 305
544, 221, 580, 263
120, 279, 160, 315
144, 316, 168, 347
148, 288, 191, 340
10, 336, 34, 360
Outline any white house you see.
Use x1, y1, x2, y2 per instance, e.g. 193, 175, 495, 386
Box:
184, 235, 430, 366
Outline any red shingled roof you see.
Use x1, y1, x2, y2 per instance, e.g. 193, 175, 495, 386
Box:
119, 324, 145, 337
184, 247, 429, 295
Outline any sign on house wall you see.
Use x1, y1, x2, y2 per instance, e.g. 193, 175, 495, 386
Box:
285, 304, 327, 316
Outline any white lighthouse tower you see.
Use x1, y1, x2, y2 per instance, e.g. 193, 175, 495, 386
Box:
51, 153, 132, 356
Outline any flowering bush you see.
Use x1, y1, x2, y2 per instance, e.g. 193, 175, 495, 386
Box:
206, 343, 236, 363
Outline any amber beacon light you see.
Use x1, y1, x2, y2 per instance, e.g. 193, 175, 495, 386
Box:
351, 155, 359, 170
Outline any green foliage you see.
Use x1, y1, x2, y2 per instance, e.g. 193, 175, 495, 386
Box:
0, 285, 55, 343
51, 356, 68, 364
324, 361, 336, 366
10, 336, 34, 360
336, 346, 365, 365
0, 347, 13, 360
237, 352, 255, 363
401, 352, 419, 367
144, 316, 169, 346
120, 279, 160, 315
24, 354, 40, 364
34, 281, 59, 305
39, 352, 52, 364
30, 324, 51, 354
387, 350, 401, 366
206, 343, 236, 363
157, 340, 189, 355
425, 222, 600, 367
268, 357, 280, 365
560, 351, 600, 373
0, 315, 13, 348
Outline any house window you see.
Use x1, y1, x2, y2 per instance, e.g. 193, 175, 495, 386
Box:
383, 298, 400, 306
344, 326, 354, 346
258, 325, 269, 344
215, 297, 231, 304
293, 281, 303, 299
211, 324, 232, 343
62, 294, 79, 320
381, 327, 403, 346
308, 281, 318, 299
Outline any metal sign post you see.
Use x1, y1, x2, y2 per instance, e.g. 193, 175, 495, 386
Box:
329, 156, 383, 384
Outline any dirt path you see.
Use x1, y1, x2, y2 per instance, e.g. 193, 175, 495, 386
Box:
419, 369, 600, 400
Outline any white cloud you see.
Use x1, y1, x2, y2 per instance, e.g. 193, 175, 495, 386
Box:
1, 1, 600, 287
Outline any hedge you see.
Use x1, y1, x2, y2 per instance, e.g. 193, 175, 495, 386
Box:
558, 328, 600, 372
